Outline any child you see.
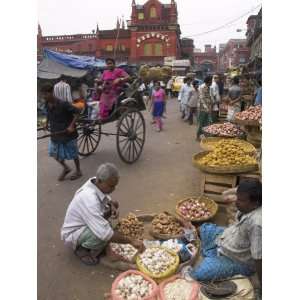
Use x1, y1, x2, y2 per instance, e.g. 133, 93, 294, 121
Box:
150, 81, 166, 132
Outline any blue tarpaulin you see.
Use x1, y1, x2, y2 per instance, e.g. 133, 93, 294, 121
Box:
44, 49, 107, 69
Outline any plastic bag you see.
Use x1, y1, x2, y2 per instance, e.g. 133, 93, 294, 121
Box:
159, 275, 200, 300
111, 270, 159, 300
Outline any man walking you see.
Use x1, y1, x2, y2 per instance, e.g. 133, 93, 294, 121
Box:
54, 75, 73, 103
41, 83, 82, 181
210, 75, 221, 123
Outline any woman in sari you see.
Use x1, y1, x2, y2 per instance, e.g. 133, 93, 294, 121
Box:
99, 58, 130, 119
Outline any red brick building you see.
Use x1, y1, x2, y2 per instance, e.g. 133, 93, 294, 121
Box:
193, 45, 218, 74
38, 0, 191, 65
218, 39, 250, 72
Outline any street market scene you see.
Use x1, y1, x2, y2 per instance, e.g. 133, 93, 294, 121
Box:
37, 1, 262, 299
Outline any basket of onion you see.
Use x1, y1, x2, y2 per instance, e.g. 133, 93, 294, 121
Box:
175, 196, 218, 222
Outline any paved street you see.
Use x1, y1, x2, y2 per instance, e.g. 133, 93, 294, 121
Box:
37, 99, 226, 300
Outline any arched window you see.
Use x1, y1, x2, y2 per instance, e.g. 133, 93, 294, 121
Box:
106, 45, 113, 52
154, 43, 163, 56
150, 6, 157, 18
144, 43, 152, 56
138, 12, 144, 20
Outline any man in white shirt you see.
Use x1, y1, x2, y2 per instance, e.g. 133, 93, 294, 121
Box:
54, 75, 73, 103
178, 77, 193, 120
166, 78, 174, 98
61, 163, 143, 265
210, 75, 221, 123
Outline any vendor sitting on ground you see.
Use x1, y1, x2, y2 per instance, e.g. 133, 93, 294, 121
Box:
187, 179, 262, 286
61, 162, 143, 265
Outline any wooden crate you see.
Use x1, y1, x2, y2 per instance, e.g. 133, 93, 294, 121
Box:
238, 170, 261, 183
200, 172, 238, 203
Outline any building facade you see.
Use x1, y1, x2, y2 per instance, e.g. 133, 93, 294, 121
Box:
218, 39, 250, 72
193, 45, 218, 74
38, 0, 193, 65
246, 9, 262, 72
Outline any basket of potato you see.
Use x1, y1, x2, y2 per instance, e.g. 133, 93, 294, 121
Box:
176, 196, 218, 222
193, 140, 258, 174
200, 138, 256, 155
116, 213, 145, 240
150, 212, 188, 240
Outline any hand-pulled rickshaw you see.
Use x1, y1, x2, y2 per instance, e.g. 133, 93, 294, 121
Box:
38, 78, 146, 164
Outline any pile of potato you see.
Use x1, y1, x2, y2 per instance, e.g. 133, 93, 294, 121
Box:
203, 122, 244, 137
178, 198, 211, 220
117, 213, 144, 239
199, 139, 257, 167
235, 105, 262, 121
152, 213, 184, 236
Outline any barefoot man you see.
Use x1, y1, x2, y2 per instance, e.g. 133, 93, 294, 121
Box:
61, 163, 143, 265
41, 83, 82, 181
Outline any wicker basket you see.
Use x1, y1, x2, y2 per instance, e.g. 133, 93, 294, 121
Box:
233, 117, 260, 127
175, 196, 218, 222
136, 247, 180, 283
149, 212, 192, 240
193, 152, 259, 174
202, 126, 245, 139
200, 137, 256, 155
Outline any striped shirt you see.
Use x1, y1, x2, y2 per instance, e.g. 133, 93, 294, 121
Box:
54, 81, 73, 103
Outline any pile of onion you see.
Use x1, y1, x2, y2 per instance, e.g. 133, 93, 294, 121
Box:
235, 105, 262, 121
179, 198, 211, 220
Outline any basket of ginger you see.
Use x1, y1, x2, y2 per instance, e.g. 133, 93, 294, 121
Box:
193, 139, 258, 174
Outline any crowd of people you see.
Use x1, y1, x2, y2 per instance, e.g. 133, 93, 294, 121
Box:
176, 73, 262, 141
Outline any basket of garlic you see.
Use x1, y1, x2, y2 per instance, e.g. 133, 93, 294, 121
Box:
111, 270, 159, 300
159, 275, 201, 300
136, 247, 180, 283
107, 243, 139, 263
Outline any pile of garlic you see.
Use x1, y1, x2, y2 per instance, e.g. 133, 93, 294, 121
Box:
163, 278, 195, 300
139, 247, 176, 275
110, 243, 138, 262
115, 274, 153, 300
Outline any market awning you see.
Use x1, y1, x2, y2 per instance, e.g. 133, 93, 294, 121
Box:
37, 58, 88, 79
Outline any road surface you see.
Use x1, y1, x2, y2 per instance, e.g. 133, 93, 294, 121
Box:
37, 98, 227, 300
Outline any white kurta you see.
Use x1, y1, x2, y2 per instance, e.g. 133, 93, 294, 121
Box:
61, 178, 114, 250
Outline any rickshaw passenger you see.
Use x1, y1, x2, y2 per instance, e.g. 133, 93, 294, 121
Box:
99, 58, 130, 119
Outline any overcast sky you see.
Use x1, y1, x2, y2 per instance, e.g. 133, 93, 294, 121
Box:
38, 0, 261, 51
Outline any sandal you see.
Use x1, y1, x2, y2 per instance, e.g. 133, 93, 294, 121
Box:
58, 168, 71, 181
75, 249, 99, 266
70, 171, 83, 181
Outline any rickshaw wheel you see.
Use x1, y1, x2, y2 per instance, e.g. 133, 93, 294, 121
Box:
77, 123, 101, 157
116, 109, 146, 164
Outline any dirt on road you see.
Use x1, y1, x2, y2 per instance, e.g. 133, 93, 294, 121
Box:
37, 99, 227, 300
